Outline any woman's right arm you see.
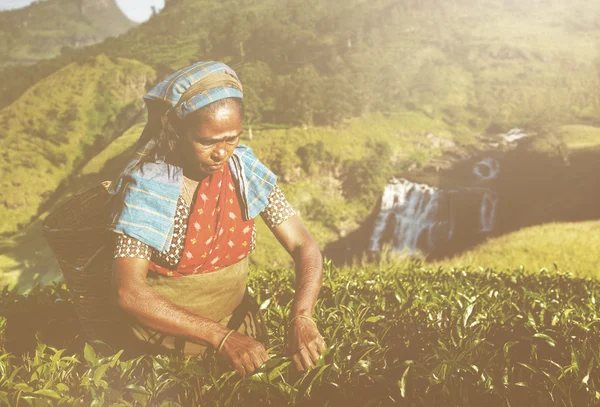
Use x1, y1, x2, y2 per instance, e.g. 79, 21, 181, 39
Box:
112, 257, 269, 375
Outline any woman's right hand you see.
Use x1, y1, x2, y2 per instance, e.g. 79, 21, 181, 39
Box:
218, 331, 270, 376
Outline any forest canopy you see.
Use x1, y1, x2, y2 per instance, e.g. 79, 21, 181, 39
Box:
1, 0, 600, 130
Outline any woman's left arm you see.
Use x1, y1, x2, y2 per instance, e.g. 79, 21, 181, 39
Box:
269, 215, 327, 371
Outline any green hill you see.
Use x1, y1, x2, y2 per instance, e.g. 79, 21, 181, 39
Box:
435, 221, 600, 277
0, 0, 135, 68
0, 54, 155, 235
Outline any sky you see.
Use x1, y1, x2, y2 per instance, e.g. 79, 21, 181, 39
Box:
0, 0, 165, 22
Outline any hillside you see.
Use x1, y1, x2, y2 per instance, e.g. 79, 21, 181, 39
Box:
435, 221, 600, 277
0, 0, 135, 68
0, 54, 155, 235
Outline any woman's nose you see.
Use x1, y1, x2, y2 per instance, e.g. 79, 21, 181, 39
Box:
211, 145, 227, 162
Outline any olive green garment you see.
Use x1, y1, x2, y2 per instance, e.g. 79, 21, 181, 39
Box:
127, 257, 266, 357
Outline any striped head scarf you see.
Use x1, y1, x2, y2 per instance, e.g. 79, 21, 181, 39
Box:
109, 61, 244, 194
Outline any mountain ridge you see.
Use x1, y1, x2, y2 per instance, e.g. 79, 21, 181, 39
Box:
0, 0, 135, 68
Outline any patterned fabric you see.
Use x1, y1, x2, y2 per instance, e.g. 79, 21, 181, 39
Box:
114, 184, 296, 270
153, 196, 189, 266
109, 146, 276, 253
150, 165, 254, 277
262, 184, 297, 228
115, 235, 153, 260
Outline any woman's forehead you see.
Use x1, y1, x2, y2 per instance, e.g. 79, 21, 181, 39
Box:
185, 107, 242, 139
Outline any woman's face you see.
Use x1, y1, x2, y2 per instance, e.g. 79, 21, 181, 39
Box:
177, 104, 242, 178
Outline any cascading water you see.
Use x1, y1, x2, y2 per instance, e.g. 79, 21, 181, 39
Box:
368, 179, 456, 254
369, 158, 500, 256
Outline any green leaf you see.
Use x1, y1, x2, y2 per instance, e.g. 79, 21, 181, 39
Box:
260, 298, 271, 310
533, 333, 556, 347
91, 399, 105, 407
14, 383, 33, 392
94, 364, 110, 385
463, 304, 474, 328
366, 315, 384, 323
399, 365, 411, 398
55, 383, 69, 393
125, 384, 151, 395
109, 350, 124, 368
503, 341, 519, 358
84, 343, 98, 365
0, 391, 9, 405
33, 389, 61, 400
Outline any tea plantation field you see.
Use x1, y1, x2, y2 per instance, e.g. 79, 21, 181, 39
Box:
1, 261, 599, 406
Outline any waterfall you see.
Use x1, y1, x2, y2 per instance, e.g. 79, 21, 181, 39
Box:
480, 191, 499, 232
369, 179, 456, 254
370, 175, 499, 255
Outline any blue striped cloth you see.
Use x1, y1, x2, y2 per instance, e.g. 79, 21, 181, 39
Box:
111, 162, 182, 252
144, 61, 243, 118
229, 144, 277, 221
110, 145, 276, 252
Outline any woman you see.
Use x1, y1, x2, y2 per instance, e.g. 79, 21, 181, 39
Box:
109, 61, 326, 375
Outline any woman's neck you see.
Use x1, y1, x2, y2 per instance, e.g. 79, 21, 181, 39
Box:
181, 175, 201, 206
182, 168, 209, 182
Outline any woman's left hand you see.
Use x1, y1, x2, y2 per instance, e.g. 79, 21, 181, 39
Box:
287, 317, 326, 371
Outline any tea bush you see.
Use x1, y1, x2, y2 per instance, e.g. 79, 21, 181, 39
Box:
1, 262, 600, 406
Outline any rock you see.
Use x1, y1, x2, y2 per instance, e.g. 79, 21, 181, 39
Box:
503, 128, 528, 144
427, 133, 457, 150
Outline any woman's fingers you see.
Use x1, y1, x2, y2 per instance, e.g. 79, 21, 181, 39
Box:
299, 347, 315, 370
260, 348, 271, 364
252, 350, 268, 371
307, 341, 321, 364
291, 348, 313, 372
287, 319, 327, 372
220, 332, 271, 376
316, 335, 327, 354
235, 363, 246, 377
292, 353, 304, 372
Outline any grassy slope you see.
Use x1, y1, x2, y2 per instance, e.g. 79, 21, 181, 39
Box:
558, 125, 600, 151
0, 121, 147, 291
0, 0, 135, 67
435, 221, 600, 277
0, 55, 155, 235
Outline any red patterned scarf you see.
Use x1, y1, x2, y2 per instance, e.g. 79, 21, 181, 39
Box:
150, 166, 255, 277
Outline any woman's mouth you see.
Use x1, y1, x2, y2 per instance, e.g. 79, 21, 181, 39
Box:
204, 163, 224, 171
